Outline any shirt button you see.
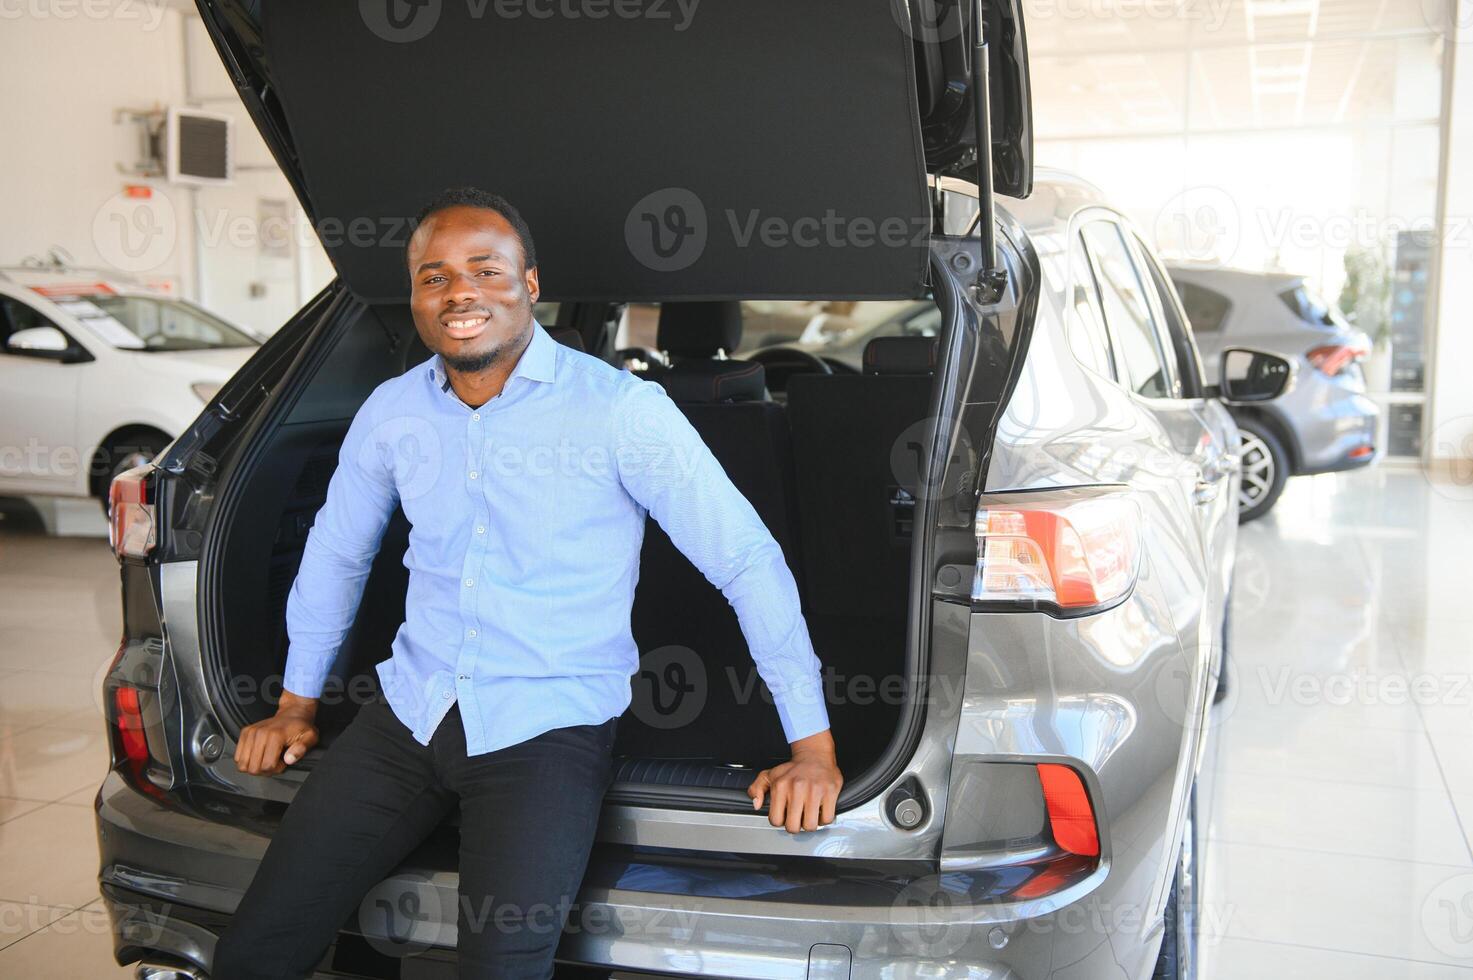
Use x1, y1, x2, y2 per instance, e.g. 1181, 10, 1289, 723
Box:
467, 629, 478, 638
475, 526, 486, 534
464, 578, 475, 588
469, 470, 479, 480
458, 674, 469, 680
442, 691, 451, 699
471, 412, 481, 421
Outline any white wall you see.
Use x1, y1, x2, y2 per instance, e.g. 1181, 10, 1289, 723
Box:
0, 5, 332, 335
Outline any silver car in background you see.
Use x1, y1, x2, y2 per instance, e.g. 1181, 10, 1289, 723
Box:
1168, 266, 1380, 520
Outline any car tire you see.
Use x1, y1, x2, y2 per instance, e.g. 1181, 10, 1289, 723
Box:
1235, 417, 1287, 523
1153, 784, 1199, 980
95, 432, 169, 518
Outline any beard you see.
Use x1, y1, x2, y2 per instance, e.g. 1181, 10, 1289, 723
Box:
442, 345, 503, 374
440, 319, 528, 374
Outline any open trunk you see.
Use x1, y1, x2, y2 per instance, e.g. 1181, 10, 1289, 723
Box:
202, 295, 942, 807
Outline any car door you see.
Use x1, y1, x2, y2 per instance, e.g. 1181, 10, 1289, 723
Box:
1077, 214, 1222, 915
0, 291, 86, 495
1133, 239, 1239, 611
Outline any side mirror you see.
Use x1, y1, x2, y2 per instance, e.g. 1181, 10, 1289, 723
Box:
1218, 347, 1295, 403
5, 325, 90, 362
8, 325, 70, 353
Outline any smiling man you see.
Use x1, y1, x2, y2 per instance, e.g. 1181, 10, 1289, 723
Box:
212, 187, 841, 980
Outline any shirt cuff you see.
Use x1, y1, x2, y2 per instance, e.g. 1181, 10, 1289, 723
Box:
282, 650, 330, 700
772, 676, 831, 745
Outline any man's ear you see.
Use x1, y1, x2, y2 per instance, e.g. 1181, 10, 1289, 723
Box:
525, 265, 540, 304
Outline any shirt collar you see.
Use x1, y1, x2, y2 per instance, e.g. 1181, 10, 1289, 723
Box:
427, 318, 559, 394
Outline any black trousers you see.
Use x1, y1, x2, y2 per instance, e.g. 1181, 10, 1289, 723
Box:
212, 695, 617, 980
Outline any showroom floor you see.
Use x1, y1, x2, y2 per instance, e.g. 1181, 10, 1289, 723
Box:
0, 466, 1470, 977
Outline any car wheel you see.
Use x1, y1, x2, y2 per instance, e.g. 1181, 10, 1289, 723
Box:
1153, 785, 1199, 980
1235, 418, 1287, 523
96, 434, 169, 518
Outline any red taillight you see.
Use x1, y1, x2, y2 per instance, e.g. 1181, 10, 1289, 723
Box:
109, 683, 166, 800
113, 687, 149, 764
974, 489, 1141, 612
1349, 445, 1374, 460
1037, 763, 1100, 857
1306, 344, 1368, 377
109, 464, 155, 559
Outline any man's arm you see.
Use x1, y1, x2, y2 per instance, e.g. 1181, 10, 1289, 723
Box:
613, 379, 842, 832
234, 397, 400, 775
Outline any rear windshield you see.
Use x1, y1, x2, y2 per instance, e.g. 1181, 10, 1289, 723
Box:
1279, 284, 1347, 330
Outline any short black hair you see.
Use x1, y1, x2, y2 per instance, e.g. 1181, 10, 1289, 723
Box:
408, 187, 537, 271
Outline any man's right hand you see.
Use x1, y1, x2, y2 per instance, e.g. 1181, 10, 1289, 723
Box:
234, 689, 320, 775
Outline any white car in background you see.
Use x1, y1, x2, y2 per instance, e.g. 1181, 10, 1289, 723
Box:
0, 266, 260, 509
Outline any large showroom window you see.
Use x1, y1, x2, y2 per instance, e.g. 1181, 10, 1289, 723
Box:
1025, 0, 1452, 456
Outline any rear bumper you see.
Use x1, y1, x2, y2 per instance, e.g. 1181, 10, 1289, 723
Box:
96, 771, 1139, 979
1265, 386, 1380, 476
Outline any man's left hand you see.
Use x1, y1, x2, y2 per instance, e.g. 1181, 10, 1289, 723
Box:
748, 729, 844, 833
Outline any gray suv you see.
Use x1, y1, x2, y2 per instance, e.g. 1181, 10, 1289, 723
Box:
1168, 266, 1380, 520
95, 3, 1292, 978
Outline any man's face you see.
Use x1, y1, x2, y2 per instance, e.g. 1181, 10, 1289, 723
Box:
407, 205, 540, 373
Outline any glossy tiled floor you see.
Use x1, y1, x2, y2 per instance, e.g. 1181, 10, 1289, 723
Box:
0, 466, 1470, 977
1199, 465, 1473, 978
0, 503, 131, 976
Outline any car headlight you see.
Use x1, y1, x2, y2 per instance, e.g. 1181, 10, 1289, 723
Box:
191, 382, 222, 403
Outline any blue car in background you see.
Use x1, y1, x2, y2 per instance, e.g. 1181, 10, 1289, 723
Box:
1169, 265, 1380, 521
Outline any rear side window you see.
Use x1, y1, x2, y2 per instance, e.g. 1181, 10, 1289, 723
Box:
1175, 281, 1232, 334
1081, 221, 1175, 399
1066, 235, 1116, 379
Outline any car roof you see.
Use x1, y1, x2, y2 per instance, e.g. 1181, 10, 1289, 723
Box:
1165, 264, 1306, 291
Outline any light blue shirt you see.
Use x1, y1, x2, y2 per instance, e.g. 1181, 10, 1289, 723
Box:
283, 320, 830, 756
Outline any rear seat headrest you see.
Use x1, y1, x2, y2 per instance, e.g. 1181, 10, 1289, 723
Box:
546, 326, 586, 352
659, 360, 767, 403
863, 336, 937, 376
657, 301, 743, 357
